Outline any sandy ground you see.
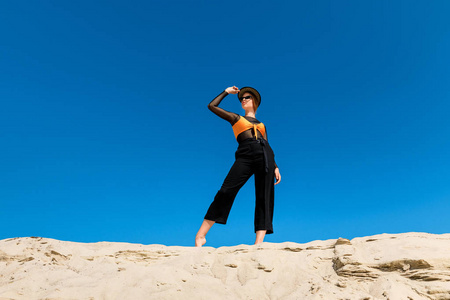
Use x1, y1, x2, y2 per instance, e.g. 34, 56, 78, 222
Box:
1, 232, 450, 299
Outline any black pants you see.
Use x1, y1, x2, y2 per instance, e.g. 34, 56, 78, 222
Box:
204, 138, 276, 234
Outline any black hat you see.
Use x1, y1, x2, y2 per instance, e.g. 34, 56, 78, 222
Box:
238, 87, 261, 107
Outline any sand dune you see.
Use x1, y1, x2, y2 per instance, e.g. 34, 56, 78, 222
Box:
1, 232, 450, 299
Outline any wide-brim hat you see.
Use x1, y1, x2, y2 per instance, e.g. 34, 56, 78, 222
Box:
238, 87, 261, 107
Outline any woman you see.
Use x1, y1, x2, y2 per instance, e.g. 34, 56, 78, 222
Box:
195, 86, 281, 247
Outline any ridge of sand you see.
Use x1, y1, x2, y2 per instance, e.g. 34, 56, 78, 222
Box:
1, 232, 450, 299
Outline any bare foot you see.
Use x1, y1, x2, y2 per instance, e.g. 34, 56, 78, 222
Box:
195, 235, 206, 247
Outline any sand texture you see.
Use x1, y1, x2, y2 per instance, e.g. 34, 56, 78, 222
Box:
1, 232, 450, 299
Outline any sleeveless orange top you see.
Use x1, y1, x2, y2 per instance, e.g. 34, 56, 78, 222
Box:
232, 116, 266, 140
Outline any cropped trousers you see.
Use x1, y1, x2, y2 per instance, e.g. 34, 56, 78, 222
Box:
204, 138, 276, 234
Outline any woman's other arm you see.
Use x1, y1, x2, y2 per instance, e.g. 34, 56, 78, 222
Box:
207, 86, 240, 124
264, 128, 281, 185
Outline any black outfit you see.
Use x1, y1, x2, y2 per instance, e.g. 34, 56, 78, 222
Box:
204, 90, 278, 234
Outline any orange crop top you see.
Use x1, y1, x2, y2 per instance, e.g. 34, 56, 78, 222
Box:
232, 116, 266, 140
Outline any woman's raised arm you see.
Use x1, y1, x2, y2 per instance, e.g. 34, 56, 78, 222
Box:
207, 86, 240, 124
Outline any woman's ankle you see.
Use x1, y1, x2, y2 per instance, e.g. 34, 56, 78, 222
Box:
195, 235, 206, 247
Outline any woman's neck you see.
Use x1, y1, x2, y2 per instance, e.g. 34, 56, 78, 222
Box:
245, 112, 256, 118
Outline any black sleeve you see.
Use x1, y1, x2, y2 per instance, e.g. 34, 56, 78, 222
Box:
264, 126, 278, 170
207, 90, 240, 125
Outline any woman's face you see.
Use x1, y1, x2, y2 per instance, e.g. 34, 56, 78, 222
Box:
240, 92, 255, 111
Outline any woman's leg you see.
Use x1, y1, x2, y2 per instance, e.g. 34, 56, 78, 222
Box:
198, 156, 254, 247
204, 157, 254, 225
255, 230, 267, 244
254, 152, 275, 235
195, 219, 215, 247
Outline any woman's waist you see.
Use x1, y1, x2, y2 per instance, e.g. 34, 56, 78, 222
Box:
238, 137, 270, 147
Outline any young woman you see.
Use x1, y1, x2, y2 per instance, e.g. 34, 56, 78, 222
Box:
195, 86, 281, 247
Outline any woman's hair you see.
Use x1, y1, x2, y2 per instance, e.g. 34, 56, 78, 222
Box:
249, 92, 259, 113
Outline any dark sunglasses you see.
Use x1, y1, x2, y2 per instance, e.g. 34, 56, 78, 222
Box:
239, 96, 253, 102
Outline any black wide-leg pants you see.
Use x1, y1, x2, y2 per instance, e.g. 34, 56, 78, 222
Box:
204, 138, 276, 234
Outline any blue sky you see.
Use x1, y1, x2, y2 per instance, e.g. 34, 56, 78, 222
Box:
1, 1, 449, 247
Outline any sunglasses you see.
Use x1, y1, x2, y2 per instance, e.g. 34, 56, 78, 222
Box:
239, 96, 253, 102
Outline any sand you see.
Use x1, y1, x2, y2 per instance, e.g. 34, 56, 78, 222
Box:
1, 232, 450, 299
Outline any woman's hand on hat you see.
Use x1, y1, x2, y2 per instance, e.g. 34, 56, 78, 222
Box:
225, 86, 239, 94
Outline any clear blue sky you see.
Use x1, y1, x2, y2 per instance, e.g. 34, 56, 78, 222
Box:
1, 1, 449, 247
